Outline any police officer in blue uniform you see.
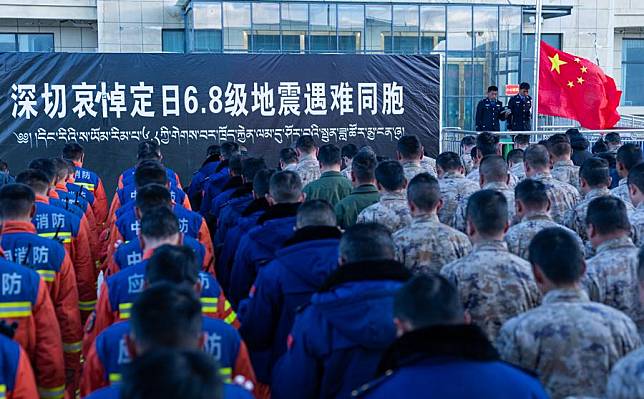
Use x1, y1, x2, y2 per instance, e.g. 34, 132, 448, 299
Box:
507, 82, 533, 131
475, 86, 506, 132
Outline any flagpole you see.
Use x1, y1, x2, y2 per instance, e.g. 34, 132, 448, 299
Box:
532, 0, 543, 131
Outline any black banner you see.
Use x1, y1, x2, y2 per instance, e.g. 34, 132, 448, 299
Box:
0, 53, 440, 193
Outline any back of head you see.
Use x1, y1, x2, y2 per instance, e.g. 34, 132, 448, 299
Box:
470, 146, 478, 161
228, 155, 243, 176
461, 135, 476, 148
394, 275, 463, 330
375, 161, 405, 191
140, 205, 179, 241
466, 190, 507, 236
580, 157, 610, 188
15, 169, 50, 196
519, 82, 530, 90
397, 135, 422, 160
605, 132, 621, 146
629, 162, 644, 193
617, 143, 643, 171
318, 144, 341, 167
28, 158, 56, 183
145, 244, 200, 287
269, 170, 303, 203
134, 161, 168, 188
279, 148, 298, 165
513, 134, 530, 147
206, 145, 221, 158
51, 158, 69, 182
0, 183, 35, 220
514, 179, 549, 210
436, 152, 463, 173
296, 136, 316, 154
479, 155, 508, 183
523, 144, 550, 170
548, 134, 572, 157
136, 184, 172, 214
253, 169, 275, 198
241, 157, 266, 182
586, 196, 630, 235
592, 138, 608, 154
339, 223, 395, 263
476, 132, 499, 157
0, 160, 8, 173
296, 199, 336, 228
341, 144, 358, 160
130, 283, 202, 352
507, 149, 524, 164
351, 150, 377, 183
407, 173, 440, 212
137, 141, 161, 161
62, 143, 84, 161
220, 142, 240, 160
529, 227, 584, 285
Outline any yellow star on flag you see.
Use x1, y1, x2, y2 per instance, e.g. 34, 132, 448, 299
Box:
577, 77, 585, 84
574, 57, 581, 63
581, 66, 588, 73
567, 81, 574, 88
549, 53, 568, 74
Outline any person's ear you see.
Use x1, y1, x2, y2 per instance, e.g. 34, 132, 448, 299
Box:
436, 198, 444, 212
607, 176, 613, 187
351, 170, 357, 184
458, 166, 464, 175
126, 334, 138, 359
376, 181, 383, 191
516, 200, 524, 215
479, 174, 485, 188
503, 220, 510, 234
466, 218, 476, 237
338, 255, 347, 266
396, 151, 402, 161
587, 223, 596, 240
134, 207, 142, 220
463, 310, 472, 325
546, 198, 552, 212
532, 264, 545, 287
299, 192, 305, 202
579, 260, 587, 278
194, 281, 202, 295
29, 204, 36, 218
265, 193, 275, 206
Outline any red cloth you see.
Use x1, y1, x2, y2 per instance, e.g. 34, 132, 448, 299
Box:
539, 40, 621, 129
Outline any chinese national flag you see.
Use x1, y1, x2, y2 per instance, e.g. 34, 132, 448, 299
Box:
539, 40, 621, 129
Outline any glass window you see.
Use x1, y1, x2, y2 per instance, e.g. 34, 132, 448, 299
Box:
447, 6, 472, 51
0, 34, 16, 52
338, 4, 363, 53
521, 33, 561, 86
420, 6, 445, 52
162, 29, 185, 53
622, 39, 644, 106
365, 5, 391, 53
17, 34, 53, 52
308, 4, 336, 53
223, 2, 250, 52
391, 5, 419, 54
195, 30, 222, 52
500, 7, 521, 51
251, 2, 280, 52
473, 7, 498, 52
281, 3, 307, 53
191, 3, 222, 52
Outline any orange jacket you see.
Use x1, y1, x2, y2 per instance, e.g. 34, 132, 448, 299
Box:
72, 161, 109, 227
53, 183, 100, 261
10, 344, 40, 399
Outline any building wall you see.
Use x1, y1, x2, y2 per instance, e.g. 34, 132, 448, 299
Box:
0, 19, 98, 52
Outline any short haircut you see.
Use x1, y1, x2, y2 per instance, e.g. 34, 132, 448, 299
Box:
592, 138, 608, 154
220, 142, 240, 160
375, 161, 405, 191
206, 145, 220, 157
279, 148, 298, 164
461, 136, 476, 148
580, 157, 610, 187
339, 223, 396, 263
394, 275, 463, 329
605, 132, 621, 145
476, 132, 499, 157
136, 184, 172, 214
479, 155, 508, 182
135, 162, 168, 188
297, 199, 336, 227
241, 157, 266, 182
407, 173, 440, 211
487, 85, 498, 92
628, 162, 644, 193
51, 158, 69, 181
0, 184, 35, 219
470, 146, 478, 159
436, 152, 463, 172
15, 169, 50, 194
130, 283, 202, 351
145, 245, 200, 286
514, 179, 549, 209
137, 141, 161, 161
351, 150, 377, 183
397, 136, 423, 159
617, 143, 643, 171
253, 169, 275, 197
120, 349, 222, 399
269, 170, 302, 203
62, 143, 84, 161
296, 136, 316, 153
341, 144, 358, 160
529, 227, 584, 284
228, 155, 243, 176
586, 196, 630, 235
519, 82, 530, 90
466, 190, 507, 235
523, 144, 550, 169
318, 144, 342, 167
140, 206, 179, 240
548, 134, 572, 157
514, 134, 530, 146
507, 149, 524, 164
0, 160, 8, 172
28, 158, 56, 182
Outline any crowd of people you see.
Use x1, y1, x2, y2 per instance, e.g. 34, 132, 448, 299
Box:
0, 129, 642, 399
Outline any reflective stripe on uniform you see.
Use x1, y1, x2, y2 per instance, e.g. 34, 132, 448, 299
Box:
0, 302, 32, 318
78, 300, 96, 312
38, 232, 72, 244
224, 311, 238, 325
74, 182, 95, 192
63, 341, 82, 353
37, 384, 65, 399
36, 270, 56, 283
224, 300, 232, 311
109, 373, 121, 383
119, 303, 132, 319
219, 367, 232, 383
200, 297, 218, 313
0, 384, 6, 399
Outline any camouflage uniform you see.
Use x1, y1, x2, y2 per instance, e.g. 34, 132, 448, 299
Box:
465, 167, 479, 182
563, 187, 615, 242
440, 240, 540, 341
283, 163, 298, 172
393, 213, 471, 275
466, 167, 518, 188
340, 164, 352, 180
438, 172, 480, 227
608, 346, 644, 399
461, 153, 474, 175
504, 211, 584, 260
453, 182, 516, 232
356, 191, 412, 233
583, 236, 641, 322
420, 156, 437, 176
551, 160, 580, 191
510, 163, 526, 181
497, 288, 641, 399
530, 172, 580, 225
401, 161, 435, 182
611, 178, 633, 206
295, 154, 321, 186
630, 202, 644, 246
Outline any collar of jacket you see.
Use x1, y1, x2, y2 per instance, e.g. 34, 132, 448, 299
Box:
214, 159, 229, 173
257, 202, 300, 225
282, 225, 342, 248
1, 221, 37, 234
482, 181, 509, 191
351, 184, 379, 195
522, 211, 551, 223
595, 236, 635, 253
584, 187, 610, 200
320, 170, 343, 179
231, 182, 253, 199
441, 171, 465, 180
542, 287, 589, 305
221, 176, 243, 191
55, 183, 68, 192
319, 259, 411, 292
35, 194, 50, 204
377, 324, 499, 375
472, 239, 508, 253
241, 197, 269, 217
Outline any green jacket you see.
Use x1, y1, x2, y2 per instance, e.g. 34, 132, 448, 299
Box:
302, 171, 353, 207
334, 184, 380, 230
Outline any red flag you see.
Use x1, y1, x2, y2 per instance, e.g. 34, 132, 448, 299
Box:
538, 41, 621, 129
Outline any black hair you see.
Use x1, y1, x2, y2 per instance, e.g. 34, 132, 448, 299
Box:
220, 142, 240, 160
145, 245, 200, 286
519, 82, 530, 90
514, 179, 549, 209
295, 136, 316, 153
62, 143, 84, 161
592, 138, 608, 154
436, 152, 463, 172
140, 206, 179, 240
586, 196, 631, 235
604, 132, 621, 145
241, 158, 266, 182
0, 184, 35, 219
394, 275, 463, 329
253, 169, 275, 198
279, 148, 298, 165
136, 184, 172, 214
341, 143, 359, 159
397, 136, 423, 159
339, 223, 395, 263
206, 145, 220, 157
529, 227, 584, 285
28, 158, 56, 183
479, 155, 508, 182
513, 134, 530, 146
466, 190, 507, 236
487, 85, 498, 92
476, 132, 499, 157
617, 143, 643, 171
297, 199, 336, 227
407, 173, 440, 211
51, 158, 69, 182
523, 145, 550, 169
460, 136, 476, 148
318, 144, 342, 167
628, 162, 644, 193
548, 134, 572, 157
137, 141, 161, 161
228, 155, 243, 176
580, 157, 610, 187
507, 149, 524, 164
269, 170, 302, 203
470, 146, 478, 160
375, 161, 406, 191
135, 162, 168, 188
15, 169, 50, 195
351, 151, 378, 183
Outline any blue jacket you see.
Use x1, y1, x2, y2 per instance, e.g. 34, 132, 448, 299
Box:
188, 160, 220, 198
0, 333, 26, 396
272, 260, 411, 399
112, 236, 205, 272
85, 384, 253, 399
209, 178, 246, 219
33, 201, 80, 245
239, 226, 341, 384
229, 203, 300, 307
119, 166, 179, 188
115, 204, 203, 243
200, 161, 232, 216
358, 325, 548, 399
116, 182, 185, 209
66, 182, 96, 205
56, 189, 91, 213
215, 194, 253, 249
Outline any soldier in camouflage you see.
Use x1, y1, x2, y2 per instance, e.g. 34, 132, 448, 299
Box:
393, 174, 471, 275
340, 144, 358, 181
397, 136, 436, 181
357, 161, 411, 233
435, 152, 479, 227
612, 143, 642, 206
441, 190, 540, 341
497, 227, 640, 399
294, 135, 321, 186
628, 162, 644, 247
548, 133, 581, 191
524, 144, 580, 225
505, 179, 583, 260
465, 132, 498, 183
507, 149, 526, 181
460, 136, 476, 175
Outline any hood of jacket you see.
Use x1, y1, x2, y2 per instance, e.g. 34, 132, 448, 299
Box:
256, 202, 300, 225
231, 182, 253, 199
240, 198, 269, 217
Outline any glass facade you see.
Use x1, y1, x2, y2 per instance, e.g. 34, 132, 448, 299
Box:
622, 39, 644, 106
0, 33, 54, 52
